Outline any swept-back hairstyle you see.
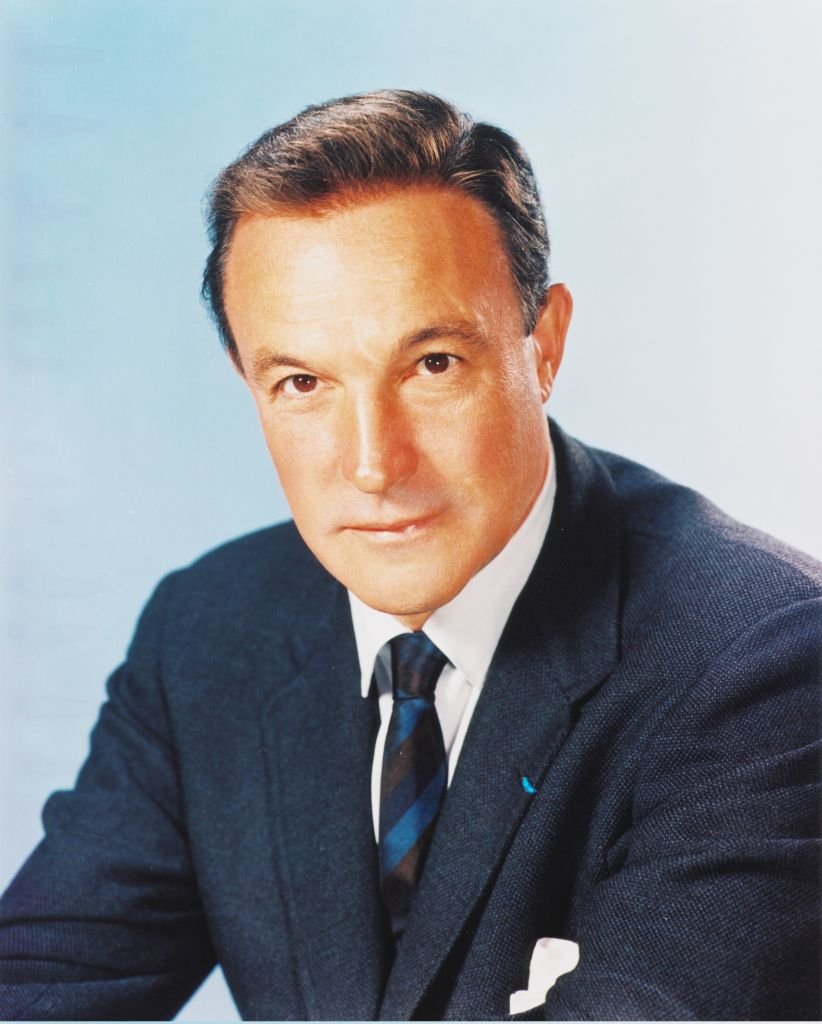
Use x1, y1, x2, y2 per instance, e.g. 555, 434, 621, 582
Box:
202, 90, 550, 364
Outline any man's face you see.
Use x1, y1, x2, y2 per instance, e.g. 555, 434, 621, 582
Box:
224, 187, 570, 628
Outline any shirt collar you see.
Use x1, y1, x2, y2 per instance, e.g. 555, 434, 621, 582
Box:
350, 441, 556, 696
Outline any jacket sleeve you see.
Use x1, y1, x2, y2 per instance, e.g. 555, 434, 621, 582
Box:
0, 574, 216, 1021
543, 598, 822, 1021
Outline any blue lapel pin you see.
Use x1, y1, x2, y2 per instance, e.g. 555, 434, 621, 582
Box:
520, 774, 536, 795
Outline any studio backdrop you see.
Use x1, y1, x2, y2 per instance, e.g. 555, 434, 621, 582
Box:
2, 1, 820, 1017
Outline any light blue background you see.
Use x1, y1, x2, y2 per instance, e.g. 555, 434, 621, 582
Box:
2, 1, 820, 1018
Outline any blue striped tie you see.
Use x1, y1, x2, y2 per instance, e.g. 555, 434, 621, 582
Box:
379, 632, 449, 939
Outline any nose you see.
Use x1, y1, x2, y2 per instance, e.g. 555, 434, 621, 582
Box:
341, 389, 417, 494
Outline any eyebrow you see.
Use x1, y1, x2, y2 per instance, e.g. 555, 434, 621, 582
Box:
249, 319, 489, 387
250, 351, 315, 387
399, 319, 490, 351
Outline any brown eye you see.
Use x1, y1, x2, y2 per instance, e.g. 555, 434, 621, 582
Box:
288, 375, 317, 394
422, 353, 452, 374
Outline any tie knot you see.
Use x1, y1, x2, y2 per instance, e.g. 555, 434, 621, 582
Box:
389, 632, 448, 700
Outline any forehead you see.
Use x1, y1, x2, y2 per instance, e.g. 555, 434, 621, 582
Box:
223, 186, 520, 337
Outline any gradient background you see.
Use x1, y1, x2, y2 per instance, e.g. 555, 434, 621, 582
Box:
1, 1, 820, 1017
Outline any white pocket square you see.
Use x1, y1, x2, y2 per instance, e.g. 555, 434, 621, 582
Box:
509, 937, 580, 1015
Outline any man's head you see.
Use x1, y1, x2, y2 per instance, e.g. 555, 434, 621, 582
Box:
203, 91, 572, 628
203, 90, 551, 364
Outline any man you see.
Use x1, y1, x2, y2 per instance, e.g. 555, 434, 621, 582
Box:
0, 90, 819, 1020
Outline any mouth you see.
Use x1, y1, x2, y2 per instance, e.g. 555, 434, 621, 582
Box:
344, 512, 442, 538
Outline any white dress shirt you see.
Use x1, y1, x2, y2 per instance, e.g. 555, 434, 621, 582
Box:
348, 445, 557, 840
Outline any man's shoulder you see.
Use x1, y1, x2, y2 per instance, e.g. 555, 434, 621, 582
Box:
184, 518, 313, 578
599, 441, 818, 584
119, 519, 346, 710
142, 518, 335, 634
570, 432, 821, 652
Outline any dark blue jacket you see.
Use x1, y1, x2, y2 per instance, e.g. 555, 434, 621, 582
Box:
1, 424, 820, 1020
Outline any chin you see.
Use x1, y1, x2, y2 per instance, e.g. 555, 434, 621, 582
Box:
354, 589, 435, 621
315, 536, 479, 620
347, 573, 464, 623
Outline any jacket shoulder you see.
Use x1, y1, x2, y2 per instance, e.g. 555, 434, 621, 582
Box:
164, 519, 329, 608
186, 518, 312, 577
586, 442, 822, 652
125, 519, 339, 674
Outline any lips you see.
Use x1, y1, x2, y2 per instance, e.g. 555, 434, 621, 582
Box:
344, 511, 442, 534
352, 521, 418, 532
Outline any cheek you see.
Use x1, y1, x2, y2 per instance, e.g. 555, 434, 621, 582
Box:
444, 386, 540, 479
258, 416, 328, 510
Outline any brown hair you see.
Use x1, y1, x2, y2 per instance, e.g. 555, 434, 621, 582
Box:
202, 90, 550, 364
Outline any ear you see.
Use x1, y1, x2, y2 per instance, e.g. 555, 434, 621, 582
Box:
530, 283, 572, 403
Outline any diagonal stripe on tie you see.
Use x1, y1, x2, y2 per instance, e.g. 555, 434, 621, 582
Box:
381, 715, 446, 799
380, 760, 447, 875
383, 698, 428, 753
379, 632, 448, 939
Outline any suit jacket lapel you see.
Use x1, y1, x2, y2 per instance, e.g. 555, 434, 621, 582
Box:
380, 424, 624, 1019
261, 578, 388, 1020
